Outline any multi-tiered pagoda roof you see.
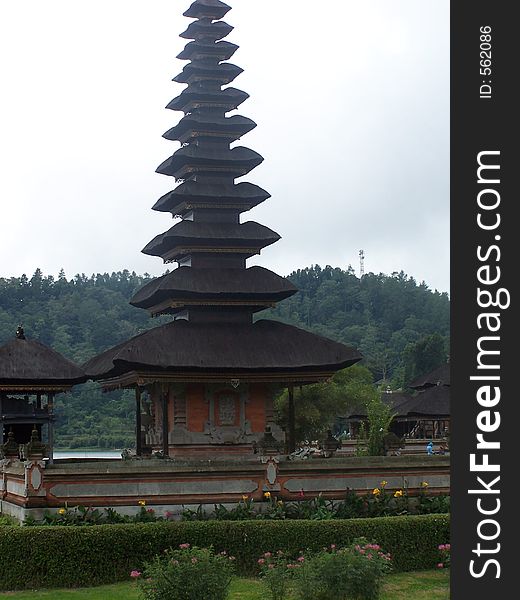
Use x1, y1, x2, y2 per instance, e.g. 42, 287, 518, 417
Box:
85, 0, 360, 386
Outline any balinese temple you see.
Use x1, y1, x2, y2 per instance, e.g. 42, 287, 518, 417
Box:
84, 0, 361, 458
345, 363, 450, 441
0, 327, 86, 461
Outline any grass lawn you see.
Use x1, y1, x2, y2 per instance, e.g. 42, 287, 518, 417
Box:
0, 570, 449, 599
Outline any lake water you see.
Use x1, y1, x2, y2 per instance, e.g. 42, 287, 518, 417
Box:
54, 450, 122, 460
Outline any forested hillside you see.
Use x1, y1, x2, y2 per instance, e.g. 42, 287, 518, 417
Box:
0, 266, 449, 449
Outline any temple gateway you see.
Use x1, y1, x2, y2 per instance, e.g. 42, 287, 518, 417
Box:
84, 0, 361, 458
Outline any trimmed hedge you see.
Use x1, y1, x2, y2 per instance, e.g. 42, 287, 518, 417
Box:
0, 514, 449, 591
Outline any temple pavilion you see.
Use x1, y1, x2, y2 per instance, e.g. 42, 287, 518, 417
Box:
345, 363, 450, 442
0, 327, 86, 461
84, 0, 361, 458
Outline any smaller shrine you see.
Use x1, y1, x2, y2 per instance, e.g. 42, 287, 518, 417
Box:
0, 327, 86, 461
346, 363, 450, 442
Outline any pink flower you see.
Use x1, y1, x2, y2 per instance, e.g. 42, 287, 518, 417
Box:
258, 558, 266, 565
297, 556, 305, 562
130, 570, 141, 578
330, 544, 336, 550
437, 563, 444, 569
179, 543, 190, 549
264, 552, 272, 558
299, 489, 305, 498
268, 563, 275, 569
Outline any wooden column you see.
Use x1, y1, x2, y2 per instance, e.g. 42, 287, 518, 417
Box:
288, 385, 296, 454
0, 393, 4, 445
135, 387, 142, 456
162, 386, 169, 457
47, 393, 54, 464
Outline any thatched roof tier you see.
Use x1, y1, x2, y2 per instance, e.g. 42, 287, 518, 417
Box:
156, 145, 263, 180
183, 0, 231, 20
180, 19, 233, 41
163, 113, 255, 143
142, 220, 280, 261
83, 319, 362, 382
130, 266, 297, 313
173, 61, 243, 85
152, 181, 270, 214
0, 336, 86, 389
166, 85, 249, 113
410, 364, 450, 390
177, 40, 238, 62
394, 385, 450, 418
346, 387, 450, 420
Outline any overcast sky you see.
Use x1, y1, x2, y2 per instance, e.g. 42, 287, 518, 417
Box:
0, 0, 449, 293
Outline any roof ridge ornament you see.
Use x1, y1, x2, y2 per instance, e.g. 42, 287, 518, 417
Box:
16, 325, 26, 340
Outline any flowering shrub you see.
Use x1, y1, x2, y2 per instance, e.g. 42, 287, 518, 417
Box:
294, 539, 392, 600
437, 543, 451, 569
257, 550, 299, 600
135, 544, 235, 600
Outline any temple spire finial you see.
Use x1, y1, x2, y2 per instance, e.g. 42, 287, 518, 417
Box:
16, 325, 25, 340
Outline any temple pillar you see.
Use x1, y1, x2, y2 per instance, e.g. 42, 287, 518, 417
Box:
136, 387, 142, 456
47, 393, 54, 464
162, 386, 169, 457
288, 385, 296, 453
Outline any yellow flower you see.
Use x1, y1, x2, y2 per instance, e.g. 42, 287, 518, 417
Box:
277, 500, 284, 506
394, 490, 404, 498
264, 491, 271, 499
138, 500, 146, 507
242, 495, 248, 501
421, 481, 429, 488
380, 480, 388, 488
58, 508, 67, 515
372, 488, 381, 496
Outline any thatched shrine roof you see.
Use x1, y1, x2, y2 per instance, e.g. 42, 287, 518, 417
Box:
173, 61, 244, 85
152, 181, 269, 215
166, 85, 248, 113
156, 145, 261, 180
180, 19, 233, 40
410, 363, 450, 389
83, 319, 361, 382
142, 220, 280, 260
183, 0, 231, 20
0, 334, 86, 388
177, 40, 238, 62
130, 266, 297, 312
163, 113, 255, 142
394, 385, 450, 417
347, 387, 450, 420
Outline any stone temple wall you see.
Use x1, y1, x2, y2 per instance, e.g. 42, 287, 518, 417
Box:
1, 455, 449, 522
